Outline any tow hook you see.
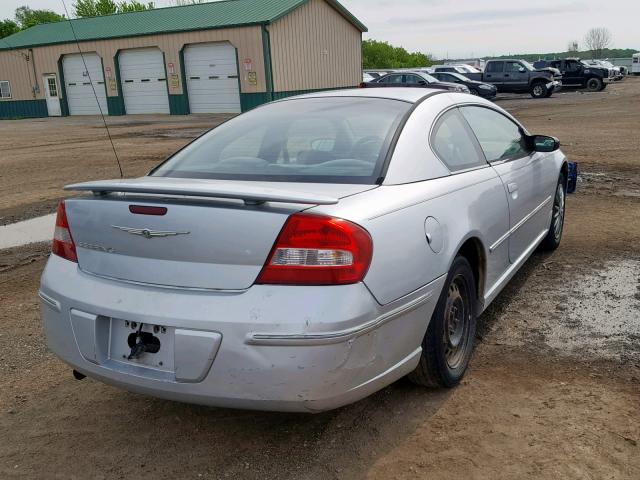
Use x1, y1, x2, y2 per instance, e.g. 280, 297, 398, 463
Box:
72, 370, 86, 380
127, 323, 161, 360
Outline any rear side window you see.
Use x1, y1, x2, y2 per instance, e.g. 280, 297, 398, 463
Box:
431, 109, 485, 172
460, 106, 530, 162
486, 62, 504, 73
152, 97, 411, 184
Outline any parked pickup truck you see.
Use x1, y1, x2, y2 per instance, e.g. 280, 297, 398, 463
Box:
358, 71, 470, 93
465, 59, 562, 98
533, 59, 612, 91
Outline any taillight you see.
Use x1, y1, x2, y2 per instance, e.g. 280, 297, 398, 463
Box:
52, 200, 78, 263
256, 213, 373, 286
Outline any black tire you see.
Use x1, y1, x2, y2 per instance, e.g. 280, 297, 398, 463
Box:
586, 77, 603, 92
530, 81, 548, 98
544, 88, 554, 98
599, 83, 608, 91
408, 256, 477, 388
539, 175, 567, 251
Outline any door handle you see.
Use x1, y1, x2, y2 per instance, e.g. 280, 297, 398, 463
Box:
507, 182, 518, 194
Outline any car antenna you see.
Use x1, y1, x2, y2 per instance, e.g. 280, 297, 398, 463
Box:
60, 0, 124, 178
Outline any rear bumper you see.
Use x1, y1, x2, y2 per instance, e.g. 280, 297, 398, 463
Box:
40, 255, 445, 412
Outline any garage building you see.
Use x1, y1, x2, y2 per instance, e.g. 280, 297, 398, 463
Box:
0, 0, 366, 118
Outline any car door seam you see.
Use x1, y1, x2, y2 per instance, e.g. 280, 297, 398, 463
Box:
489, 195, 552, 252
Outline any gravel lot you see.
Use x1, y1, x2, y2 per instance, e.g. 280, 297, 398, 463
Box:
0, 79, 638, 479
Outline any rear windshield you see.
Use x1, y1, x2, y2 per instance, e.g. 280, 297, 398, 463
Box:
151, 97, 411, 184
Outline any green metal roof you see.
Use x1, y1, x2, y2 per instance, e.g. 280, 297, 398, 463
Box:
0, 0, 366, 51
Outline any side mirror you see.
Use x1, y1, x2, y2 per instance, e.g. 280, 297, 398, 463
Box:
531, 135, 560, 153
418, 80, 428, 86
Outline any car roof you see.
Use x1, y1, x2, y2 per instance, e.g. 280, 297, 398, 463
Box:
281, 87, 444, 104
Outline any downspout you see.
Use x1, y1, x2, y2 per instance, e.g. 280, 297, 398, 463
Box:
29, 49, 39, 96
261, 24, 274, 101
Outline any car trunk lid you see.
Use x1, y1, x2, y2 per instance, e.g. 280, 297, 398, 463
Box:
64, 178, 376, 290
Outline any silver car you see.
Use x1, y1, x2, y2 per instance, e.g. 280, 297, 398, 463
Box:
40, 88, 568, 412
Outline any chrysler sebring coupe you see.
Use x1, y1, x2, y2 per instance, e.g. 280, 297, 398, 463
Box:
40, 88, 568, 412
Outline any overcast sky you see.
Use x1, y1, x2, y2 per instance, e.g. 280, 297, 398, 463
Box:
1, 0, 638, 58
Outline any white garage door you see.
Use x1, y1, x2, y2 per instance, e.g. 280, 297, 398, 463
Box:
62, 53, 108, 116
119, 48, 170, 114
185, 42, 241, 113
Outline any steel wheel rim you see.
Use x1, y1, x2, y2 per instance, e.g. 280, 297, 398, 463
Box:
444, 274, 472, 370
553, 183, 566, 241
533, 85, 544, 96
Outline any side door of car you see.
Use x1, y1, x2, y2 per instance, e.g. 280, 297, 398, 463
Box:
560, 61, 583, 86
503, 61, 529, 91
460, 105, 557, 263
484, 61, 504, 87
404, 74, 428, 87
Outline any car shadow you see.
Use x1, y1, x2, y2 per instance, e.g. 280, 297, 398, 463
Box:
477, 250, 553, 339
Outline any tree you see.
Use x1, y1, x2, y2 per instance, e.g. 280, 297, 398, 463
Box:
584, 27, 612, 60
73, 0, 155, 17
567, 40, 579, 54
0, 19, 20, 39
118, 1, 155, 13
362, 39, 433, 69
174, 0, 209, 5
14, 7, 65, 29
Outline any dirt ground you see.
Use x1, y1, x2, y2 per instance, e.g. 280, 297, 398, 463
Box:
0, 79, 639, 479
0, 114, 231, 225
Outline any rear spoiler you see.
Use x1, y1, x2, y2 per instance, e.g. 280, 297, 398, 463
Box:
65, 178, 339, 206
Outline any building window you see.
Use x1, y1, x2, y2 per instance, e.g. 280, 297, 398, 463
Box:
0, 80, 11, 99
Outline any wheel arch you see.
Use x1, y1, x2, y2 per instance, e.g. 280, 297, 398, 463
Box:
453, 235, 487, 308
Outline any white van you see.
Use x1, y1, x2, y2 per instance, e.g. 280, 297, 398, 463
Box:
632, 53, 640, 75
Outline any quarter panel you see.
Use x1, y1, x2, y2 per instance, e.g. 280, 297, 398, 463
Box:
313, 167, 510, 305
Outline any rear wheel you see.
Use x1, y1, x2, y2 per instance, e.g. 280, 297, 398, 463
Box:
539, 175, 566, 251
530, 82, 547, 98
408, 256, 477, 388
586, 77, 603, 92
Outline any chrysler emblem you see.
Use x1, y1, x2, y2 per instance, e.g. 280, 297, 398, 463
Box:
112, 225, 190, 238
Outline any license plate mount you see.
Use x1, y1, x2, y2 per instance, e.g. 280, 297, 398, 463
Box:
109, 319, 175, 372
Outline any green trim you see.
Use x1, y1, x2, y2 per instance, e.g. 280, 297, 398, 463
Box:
56, 56, 69, 116
240, 92, 272, 112
111, 50, 126, 115
261, 25, 274, 101
107, 96, 125, 115
0, 99, 48, 119
169, 95, 189, 115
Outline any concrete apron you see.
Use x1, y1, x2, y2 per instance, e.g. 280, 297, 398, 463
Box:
0, 214, 56, 250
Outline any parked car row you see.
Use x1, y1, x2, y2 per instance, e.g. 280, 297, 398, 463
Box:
363, 55, 632, 100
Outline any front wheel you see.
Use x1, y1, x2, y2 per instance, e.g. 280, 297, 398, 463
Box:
408, 256, 477, 388
539, 176, 566, 251
531, 82, 548, 98
586, 77, 603, 91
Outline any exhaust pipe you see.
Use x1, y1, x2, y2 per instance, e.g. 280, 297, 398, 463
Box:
72, 370, 86, 381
